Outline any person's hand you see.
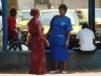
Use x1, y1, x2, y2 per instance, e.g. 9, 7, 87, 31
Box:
14, 29, 18, 33
46, 40, 50, 47
44, 34, 48, 39
26, 34, 31, 45
65, 40, 69, 48
26, 40, 29, 45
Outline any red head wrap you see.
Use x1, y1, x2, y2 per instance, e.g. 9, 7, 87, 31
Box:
30, 8, 40, 17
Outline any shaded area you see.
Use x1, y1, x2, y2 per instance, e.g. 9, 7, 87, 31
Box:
0, 50, 101, 73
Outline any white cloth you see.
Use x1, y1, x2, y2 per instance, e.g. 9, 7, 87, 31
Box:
76, 28, 96, 51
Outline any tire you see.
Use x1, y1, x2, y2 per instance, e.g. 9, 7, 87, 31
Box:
7, 41, 28, 51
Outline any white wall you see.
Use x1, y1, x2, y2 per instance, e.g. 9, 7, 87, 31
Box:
50, 0, 101, 9
17, 0, 35, 10
95, 0, 101, 8
17, 0, 101, 10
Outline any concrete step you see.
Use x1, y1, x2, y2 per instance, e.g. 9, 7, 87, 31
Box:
0, 50, 101, 72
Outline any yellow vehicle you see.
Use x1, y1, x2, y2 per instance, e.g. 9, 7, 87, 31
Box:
17, 9, 81, 34
17, 9, 81, 47
17, 9, 82, 47
16, 10, 32, 31
75, 8, 101, 37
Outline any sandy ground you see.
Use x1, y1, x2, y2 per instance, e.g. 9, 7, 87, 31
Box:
0, 72, 101, 76
0, 70, 101, 76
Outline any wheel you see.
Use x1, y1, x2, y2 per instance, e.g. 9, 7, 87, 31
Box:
7, 41, 17, 51
18, 42, 29, 51
7, 41, 29, 51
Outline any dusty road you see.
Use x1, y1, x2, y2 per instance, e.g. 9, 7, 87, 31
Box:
0, 72, 101, 76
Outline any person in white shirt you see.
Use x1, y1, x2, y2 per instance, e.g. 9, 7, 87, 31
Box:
76, 23, 96, 53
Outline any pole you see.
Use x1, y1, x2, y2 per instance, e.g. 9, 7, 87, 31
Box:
88, 0, 95, 33
1, 0, 8, 51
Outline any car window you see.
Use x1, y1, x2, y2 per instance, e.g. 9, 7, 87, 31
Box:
82, 10, 88, 20
95, 9, 101, 19
78, 9, 101, 20
19, 12, 32, 21
40, 11, 59, 25
66, 11, 79, 25
40, 10, 79, 26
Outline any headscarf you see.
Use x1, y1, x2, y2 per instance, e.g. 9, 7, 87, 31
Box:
10, 8, 17, 17
30, 8, 40, 17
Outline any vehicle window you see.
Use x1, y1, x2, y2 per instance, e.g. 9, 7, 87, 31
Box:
40, 10, 79, 26
40, 11, 59, 25
82, 10, 88, 20
78, 9, 101, 20
66, 11, 79, 25
95, 9, 101, 19
19, 12, 32, 21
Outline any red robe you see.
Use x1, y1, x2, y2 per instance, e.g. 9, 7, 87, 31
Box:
8, 16, 17, 41
28, 18, 47, 74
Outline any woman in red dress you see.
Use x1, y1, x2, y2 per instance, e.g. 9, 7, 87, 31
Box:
27, 8, 48, 74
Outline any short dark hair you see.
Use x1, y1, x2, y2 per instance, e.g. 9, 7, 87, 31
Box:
59, 4, 67, 12
10, 8, 17, 17
30, 9, 34, 16
30, 8, 40, 16
82, 23, 89, 29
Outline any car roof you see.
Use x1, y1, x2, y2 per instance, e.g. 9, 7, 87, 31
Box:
75, 8, 101, 11
41, 9, 75, 12
18, 9, 75, 13
18, 10, 30, 13
18, 8, 101, 13
40, 9, 58, 12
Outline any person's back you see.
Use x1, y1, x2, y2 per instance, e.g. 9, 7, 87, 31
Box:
77, 23, 96, 51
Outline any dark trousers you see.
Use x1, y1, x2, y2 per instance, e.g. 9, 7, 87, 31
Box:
74, 49, 96, 54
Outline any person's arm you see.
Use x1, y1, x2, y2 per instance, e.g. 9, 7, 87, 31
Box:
65, 32, 71, 47
65, 18, 73, 48
37, 21, 50, 46
26, 22, 31, 45
46, 16, 55, 38
26, 33, 31, 45
46, 25, 52, 38
46, 15, 58, 38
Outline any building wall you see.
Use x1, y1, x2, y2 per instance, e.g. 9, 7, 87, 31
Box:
8, 0, 18, 10
95, 0, 101, 8
8, 0, 101, 10
17, 0, 35, 10
50, 0, 101, 9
